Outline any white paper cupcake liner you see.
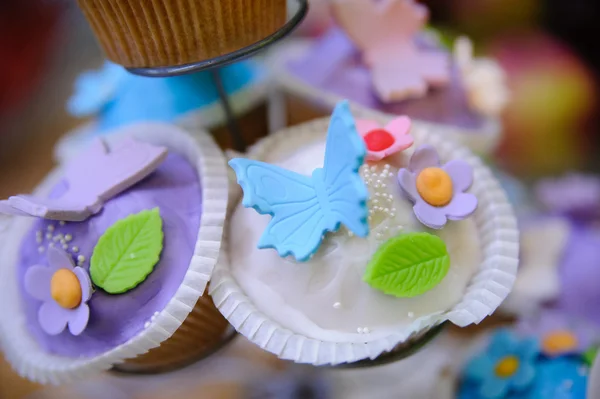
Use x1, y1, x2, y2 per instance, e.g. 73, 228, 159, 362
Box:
0, 123, 228, 384
210, 117, 518, 365
268, 40, 502, 155
54, 72, 269, 164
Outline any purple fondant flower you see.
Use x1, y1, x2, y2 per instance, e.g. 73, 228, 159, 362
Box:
398, 145, 477, 229
24, 246, 92, 335
517, 311, 596, 358
535, 174, 600, 222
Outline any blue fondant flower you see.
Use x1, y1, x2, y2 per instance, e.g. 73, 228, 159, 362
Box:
67, 61, 127, 117
67, 60, 264, 134
464, 330, 539, 399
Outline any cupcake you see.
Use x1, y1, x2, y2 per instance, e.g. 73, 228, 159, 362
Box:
76, 0, 287, 68
56, 60, 269, 162
270, 0, 508, 154
0, 123, 229, 383
458, 328, 591, 399
210, 101, 518, 365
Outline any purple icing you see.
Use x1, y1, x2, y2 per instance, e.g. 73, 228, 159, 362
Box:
551, 225, 600, 327
17, 153, 202, 358
287, 27, 487, 130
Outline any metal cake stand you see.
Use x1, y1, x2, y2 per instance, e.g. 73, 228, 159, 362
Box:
126, 0, 309, 152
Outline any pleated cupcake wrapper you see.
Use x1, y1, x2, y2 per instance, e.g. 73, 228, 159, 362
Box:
0, 123, 229, 384
77, 0, 287, 68
119, 291, 230, 371
268, 39, 502, 155
210, 117, 519, 365
55, 71, 270, 164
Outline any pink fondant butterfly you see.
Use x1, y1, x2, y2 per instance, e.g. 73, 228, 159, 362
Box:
332, 0, 450, 102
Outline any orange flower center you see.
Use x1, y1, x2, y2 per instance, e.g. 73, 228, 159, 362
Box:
495, 356, 520, 378
364, 129, 395, 151
416, 167, 454, 206
542, 331, 578, 355
50, 269, 82, 309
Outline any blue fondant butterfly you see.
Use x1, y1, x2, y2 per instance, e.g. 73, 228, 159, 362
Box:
229, 101, 370, 262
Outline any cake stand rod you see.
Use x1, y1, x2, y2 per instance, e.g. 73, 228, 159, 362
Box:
211, 69, 246, 151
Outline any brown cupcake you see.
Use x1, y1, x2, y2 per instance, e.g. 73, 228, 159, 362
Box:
76, 0, 287, 68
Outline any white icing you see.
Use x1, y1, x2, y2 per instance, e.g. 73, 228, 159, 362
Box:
229, 141, 481, 343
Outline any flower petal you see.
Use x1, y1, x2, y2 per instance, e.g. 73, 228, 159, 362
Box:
47, 246, 75, 271
24, 265, 53, 301
465, 355, 495, 381
512, 361, 535, 391
355, 119, 381, 135
408, 145, 440, 173
38, 301, 69, 335
385, 116, 411, 137
519, 338, 539, 361
68, 304, 90, 336
445, 193, 478, 221
443, 159, 474, 192
413, 200, 448, 229
489, 330, 518, 357
74, 267, 93, 302
397, 169, 419, 201
479, 376, 509, 399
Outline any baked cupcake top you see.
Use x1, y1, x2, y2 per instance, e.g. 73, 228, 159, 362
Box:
68, 60, 266, 133
215, 101, 518, 364
0, 123, 228, 382
278, 0, 508, 129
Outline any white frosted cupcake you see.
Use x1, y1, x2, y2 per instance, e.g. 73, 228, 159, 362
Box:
211, 101, 518, 365
0, 123, 229, 383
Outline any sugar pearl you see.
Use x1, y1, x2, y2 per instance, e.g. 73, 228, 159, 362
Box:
65, 234, 72, 242
47, 225, 54, 232
333, 302, 342, 309
72, 246, 79, 253
59, 221, 66, 226
77, 255, 85, 263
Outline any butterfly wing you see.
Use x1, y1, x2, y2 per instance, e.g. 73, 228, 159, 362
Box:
321, 101, 369, 238
229, 158, 327, 261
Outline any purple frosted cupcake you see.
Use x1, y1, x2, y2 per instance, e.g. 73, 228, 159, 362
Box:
270, 0, 508, 154
0, 123, 228, 383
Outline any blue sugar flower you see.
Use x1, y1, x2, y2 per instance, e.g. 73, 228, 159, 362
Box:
67, 61, 127, 117
464, 330, 539, 399
66, 60, 264, 134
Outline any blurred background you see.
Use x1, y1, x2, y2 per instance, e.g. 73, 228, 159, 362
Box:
1, 0, 600, 398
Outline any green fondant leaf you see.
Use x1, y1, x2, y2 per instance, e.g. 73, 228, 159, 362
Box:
584, 346, 599, 367
90, 208, 163, 294
363, 232, 450, 298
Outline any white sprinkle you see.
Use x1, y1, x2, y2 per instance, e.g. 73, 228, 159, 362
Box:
48, 242, 54, 248
363, 327, 370, 334
348, 231, 354, 237
65, 234, 72, 242
47, 225, 54, 232
59, 221, 66, 226
388, 172, 394, 177
144, 321, 151, 329
373, 199, 379, 204
357, 327, 363, 334
563, 380, 573, 390
36, 236, 42, 244
333, 302, 342, 309
390, 213, 396, 218
77, 255, 85, 263
46, 232, 52, 240
408, 312, 415, 318
38, 246, 45, 253
384, 164, 390, 169
130, 253, 136, 259
72, 246, 79, 253
62, 244, 68, 250
154, 311, 159, 316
